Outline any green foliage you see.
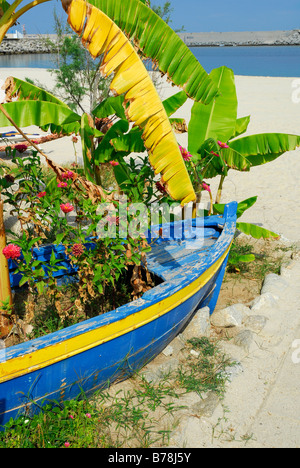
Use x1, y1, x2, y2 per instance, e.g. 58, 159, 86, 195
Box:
1, 153, 151, 331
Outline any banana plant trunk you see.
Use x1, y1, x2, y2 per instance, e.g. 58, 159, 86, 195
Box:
0, 198, 13, 337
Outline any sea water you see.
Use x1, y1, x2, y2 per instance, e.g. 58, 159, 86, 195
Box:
0, 46, 299, 77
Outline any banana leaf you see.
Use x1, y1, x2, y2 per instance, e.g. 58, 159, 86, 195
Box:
110, 91, 189, 154
236, 222, 279, 239
213, 199, 279, 239
214, 196, 258, 219
4, 76, 69, 107
86, 0, 218, 105
229, 133, 300, 166
0, 101, 81, 128
188, 66, 238, 155
92, 95, 127, 120
230, 115, 251, 139
93, 120, 129, 164
62, 0, 196, 205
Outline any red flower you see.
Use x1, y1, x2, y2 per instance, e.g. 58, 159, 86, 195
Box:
61, 171, 74, 180
71, 243, 85, 257
60, 203, 74, 214
109, 160, 119, 167
57, 182, 68, 188
37, 191, 46, 198
210, 151, 220, 158
2, 244, 21, 260
71, 136, 78, 143
14, 144, 28, 153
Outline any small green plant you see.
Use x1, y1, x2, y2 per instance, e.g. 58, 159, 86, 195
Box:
176, 337, 233, 398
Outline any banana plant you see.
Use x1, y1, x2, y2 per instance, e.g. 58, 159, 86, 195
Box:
187, 65, 300, 205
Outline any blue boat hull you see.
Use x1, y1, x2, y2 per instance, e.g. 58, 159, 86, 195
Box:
0, 202, 237, 428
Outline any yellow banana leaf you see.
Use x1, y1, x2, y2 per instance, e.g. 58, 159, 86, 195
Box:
61, 0, 196, 205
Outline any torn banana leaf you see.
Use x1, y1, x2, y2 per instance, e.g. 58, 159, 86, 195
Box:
62, 0, 196, 205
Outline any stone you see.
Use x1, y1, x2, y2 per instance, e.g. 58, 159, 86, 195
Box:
191, 392, 220, 418
243, 315, 268, 333
260, 273, 288, 299
162, 345, 174, 357
181, 306, 211, 340
233, 330, 255, 352
251, 292, 278, 312
210, 303, 248, 328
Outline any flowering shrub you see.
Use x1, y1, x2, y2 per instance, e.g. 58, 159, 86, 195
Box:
0, 153, 151, 335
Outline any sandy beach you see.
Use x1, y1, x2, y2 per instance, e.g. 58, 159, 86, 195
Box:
1, 67, 300, 447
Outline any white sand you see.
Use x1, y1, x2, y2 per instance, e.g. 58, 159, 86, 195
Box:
1, 67, 300, 447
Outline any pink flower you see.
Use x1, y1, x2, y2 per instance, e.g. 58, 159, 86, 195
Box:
61, 171, 74, 180
58, 182, 68, 188
14, 144, 28, 153
2, 244, 22, 260
210, 151, 220, 158
37, 191, 46, 198
179, 145, 192, 161
202, 182, 211, 193
71, 244, 85, 257
217, 141, 229, 149
85, 413, 91, 418
69, 415, 74, 419
60, 203, 74, 214
109, 160, 119, 167
64, 442, 70, 448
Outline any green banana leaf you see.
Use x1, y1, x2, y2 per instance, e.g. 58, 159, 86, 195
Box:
230, 115, 251, 139
93, 120, 129, 164
229, 133, 300, 166
6, 76, 69, 107
162, 90, 188, 117
0, 101, 80, 128
92, 95, 127, 120
188, 66, 238, 155
89, 0, 218, 104
228, 253, 256, 265
214, 196, 258, 219
236, 222, 279, 239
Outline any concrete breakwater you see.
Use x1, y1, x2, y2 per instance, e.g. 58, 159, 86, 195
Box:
178, 30, 300, 47
0, 37, 53, 55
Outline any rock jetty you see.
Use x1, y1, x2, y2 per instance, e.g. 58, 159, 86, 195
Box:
179, 29, 300, 47
0, 37, 52, 55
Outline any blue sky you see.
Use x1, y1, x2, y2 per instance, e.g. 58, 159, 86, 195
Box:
17, 0, 300, 35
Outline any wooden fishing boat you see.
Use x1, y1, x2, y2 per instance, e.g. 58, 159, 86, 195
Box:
0, 201, 237, 428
